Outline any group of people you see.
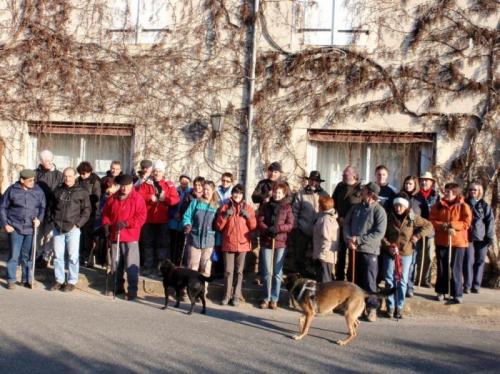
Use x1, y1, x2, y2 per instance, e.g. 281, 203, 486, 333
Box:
1, 152, 495, 319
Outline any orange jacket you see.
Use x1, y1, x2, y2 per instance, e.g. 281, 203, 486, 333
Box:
215, 200, 257, 252
429, 197, 472, 248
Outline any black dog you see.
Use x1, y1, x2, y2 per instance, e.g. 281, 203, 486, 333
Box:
159, 259, 211, 314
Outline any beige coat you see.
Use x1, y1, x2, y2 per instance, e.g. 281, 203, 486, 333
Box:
312, 209, 340, 264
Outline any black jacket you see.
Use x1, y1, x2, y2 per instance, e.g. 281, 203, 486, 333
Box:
35, 165, 63, 200
77, 173, 101, 216
51, 183, 91, 233
332, 182, 362, 218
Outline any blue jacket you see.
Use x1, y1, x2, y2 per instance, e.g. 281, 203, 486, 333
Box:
0, 182, 46, 235
466, 198, 495, 244
168, 186, 192, 231
183, 199, 217, 249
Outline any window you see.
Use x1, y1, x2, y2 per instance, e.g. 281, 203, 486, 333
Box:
28, 123, 134, 177
107, 0, 172, 44
307, 130, 434, 194
300, 0, 368, 46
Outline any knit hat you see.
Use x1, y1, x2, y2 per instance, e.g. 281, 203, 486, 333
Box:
393, 197, 410, 209
20, 169, 35, 179
153, 160, 166, 171
268, 162, 282, 173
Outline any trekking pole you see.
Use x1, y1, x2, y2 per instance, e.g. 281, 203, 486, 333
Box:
105, 238, 111, 296
351, 247, 356, 284
447, 232, 452, 301
270, 238, 275, 282
179, 234, 187, 267
113, 230, 121, 300
418, 236, 426, 288
30, 218, 38, 288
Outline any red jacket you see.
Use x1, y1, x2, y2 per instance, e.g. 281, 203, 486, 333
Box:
258, 199, 294, 249
215, 200, 257, 252
101, 189, 147, 242
137, 179, 180, 224
429, 196, 472, 248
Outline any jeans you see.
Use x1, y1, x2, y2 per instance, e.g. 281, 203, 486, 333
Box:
463, 241, 489, 291
407, 243, 419, 292
53, 227, 81, 285
262, 247, 286, 302
7, 231, 34, 284
384, 254, 413, 310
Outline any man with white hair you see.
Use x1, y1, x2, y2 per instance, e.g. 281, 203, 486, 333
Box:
35, 149, 63, 268
137, 160, 180, 276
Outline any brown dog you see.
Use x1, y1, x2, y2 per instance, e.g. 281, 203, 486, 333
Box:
285, 274, 391, 346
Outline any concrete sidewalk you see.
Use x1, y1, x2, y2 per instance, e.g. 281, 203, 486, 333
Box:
2, 257, 499, 319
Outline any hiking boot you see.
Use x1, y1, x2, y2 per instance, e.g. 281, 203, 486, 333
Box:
384, 308, 394, 318
471, 288, 479, 294
127, 293, 137, 301
24, 282, 33, 289
436, 294, 444, 301
51, 282, 63, 291
7, 282, 15, 290
230, 298, 240, 307
64, 284, 76, 292
221, 298, 229, 306
406, 289, 414, 298
141, 268, 152, 277
453, 297, 462, 304
269, 301, 278, 310
463, 288, 470, 294
366, 308, 377, 322
259, 300, 269, 309
394, 309, 403, 319
115, 288, 126, 296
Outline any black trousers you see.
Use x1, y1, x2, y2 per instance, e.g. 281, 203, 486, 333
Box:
435, 246, 465, 298
354, 252, 379, 309
314, 259, 334, 283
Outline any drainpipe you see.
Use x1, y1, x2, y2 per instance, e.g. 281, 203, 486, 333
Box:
244, 0, 260, 200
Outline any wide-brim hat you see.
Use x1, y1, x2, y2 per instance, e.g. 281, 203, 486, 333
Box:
419, 171, 435, 181
305, 170, 325, 182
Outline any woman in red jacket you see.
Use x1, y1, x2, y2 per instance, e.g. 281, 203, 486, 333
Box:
258, 182, 294, 310
215, 184, 257, 306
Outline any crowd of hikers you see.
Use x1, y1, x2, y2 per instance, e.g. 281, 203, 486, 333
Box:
1, 150, 495, 320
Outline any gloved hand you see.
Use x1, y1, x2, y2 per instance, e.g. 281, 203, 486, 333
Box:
116, 221, 128, 230
388, 243, 399, 257
267, 226, 278, 238
225, 207, 234, 218
184, 225, 192, 234
440, 223, 450, 230
102, 224, 110, 238
240, 209, 250, 219
447, 228, 456, 236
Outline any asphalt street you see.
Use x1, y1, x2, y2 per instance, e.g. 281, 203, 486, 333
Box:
1, 285, 499, 373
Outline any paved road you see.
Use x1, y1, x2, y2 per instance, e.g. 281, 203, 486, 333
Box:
1, 286, 499, 373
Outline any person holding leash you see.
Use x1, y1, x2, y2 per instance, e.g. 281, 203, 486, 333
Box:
257, 182, 294, 310
382, 193, 433, 318
430, 183, 472, 303
0, 169, 46, 289
215, 184, 257, 306
101, 174, 147, 300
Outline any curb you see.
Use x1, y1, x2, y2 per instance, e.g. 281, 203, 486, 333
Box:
14, 265, 500, 318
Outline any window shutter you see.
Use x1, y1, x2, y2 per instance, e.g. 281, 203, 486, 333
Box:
333, 0, 367, 45
138, 0, 171, 44
303, 0, 334, 46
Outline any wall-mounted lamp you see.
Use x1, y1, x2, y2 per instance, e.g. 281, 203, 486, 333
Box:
210, 113, 224, 135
